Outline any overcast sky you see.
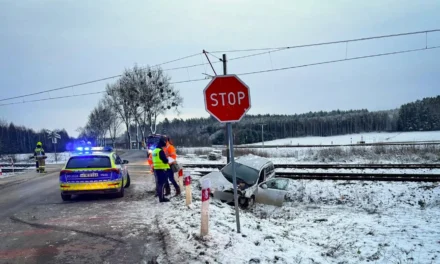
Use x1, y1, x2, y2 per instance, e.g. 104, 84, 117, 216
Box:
1, 0, 439, 137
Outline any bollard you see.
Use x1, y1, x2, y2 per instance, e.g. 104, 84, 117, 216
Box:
178, 169, 184, 192
200, 179, 211, 237
183, 170, 192, 206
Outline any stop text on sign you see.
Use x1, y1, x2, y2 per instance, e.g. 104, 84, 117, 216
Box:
210, 92, 246, 106
203, 74, 251, 123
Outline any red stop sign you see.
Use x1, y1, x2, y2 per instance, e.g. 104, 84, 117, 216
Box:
204, 75, 251, 123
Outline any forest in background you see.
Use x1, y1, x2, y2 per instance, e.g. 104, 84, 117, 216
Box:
1, 95, 439, 154
157, 95, 440, 146
0, 121, 72, 155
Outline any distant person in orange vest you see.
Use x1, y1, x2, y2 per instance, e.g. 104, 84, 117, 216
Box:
163, 136, 180, 196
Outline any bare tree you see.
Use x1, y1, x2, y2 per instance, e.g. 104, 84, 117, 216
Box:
137, 65, 182, 136
86, 103, 109, 146
117, 65, 182, 145
106, 82, 134, 149
102, 96, 122, 148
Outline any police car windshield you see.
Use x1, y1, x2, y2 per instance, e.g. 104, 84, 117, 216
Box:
66, 156, 111, 169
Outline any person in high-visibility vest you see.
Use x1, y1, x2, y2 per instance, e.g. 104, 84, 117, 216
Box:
34, 141, 46, 173
152, 138, 171, 203
163, 136, 181, 196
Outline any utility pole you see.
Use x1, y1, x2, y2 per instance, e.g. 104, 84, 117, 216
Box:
223, 54, 230, 163
260, 124, 266, 146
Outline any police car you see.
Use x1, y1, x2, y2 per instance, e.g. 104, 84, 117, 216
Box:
59, 146, 130, 201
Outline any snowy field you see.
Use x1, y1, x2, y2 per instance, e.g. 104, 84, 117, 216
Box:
4, 152, 72, 165
249, 131, 440, 146
154, 175, 440, 263
178, 144, 440, 165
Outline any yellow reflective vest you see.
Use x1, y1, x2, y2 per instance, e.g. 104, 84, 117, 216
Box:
152, 148, 170, 170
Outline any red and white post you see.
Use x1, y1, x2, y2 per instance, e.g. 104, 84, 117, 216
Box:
200, 179, 211, 236
178, 169, 184, 191
183, 170, 192, 206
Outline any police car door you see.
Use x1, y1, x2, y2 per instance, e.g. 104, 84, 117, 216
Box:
113, 154, 127, 180
254, 178, 289, 206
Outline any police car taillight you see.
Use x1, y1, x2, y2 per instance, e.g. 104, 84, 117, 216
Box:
104, 168, 120, 174
60, 169, 73, 175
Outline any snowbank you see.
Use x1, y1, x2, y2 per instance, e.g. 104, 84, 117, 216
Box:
12, 152, 71, 164
155, 179, 440, 263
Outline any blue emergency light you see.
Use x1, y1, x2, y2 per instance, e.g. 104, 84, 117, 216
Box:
74, 146, 113, 154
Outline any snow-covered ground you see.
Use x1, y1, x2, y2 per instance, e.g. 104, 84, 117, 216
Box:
155, 176, 440, 263
249, 131, 440, 146
8, 152, 71, 164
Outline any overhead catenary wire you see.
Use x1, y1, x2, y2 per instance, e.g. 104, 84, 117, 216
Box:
2, 44, 438, 107
235, 45, 440, 76
209, 28, 440, 53
1, 28, 439, 105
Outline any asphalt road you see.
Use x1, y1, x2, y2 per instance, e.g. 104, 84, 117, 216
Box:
0, 150, 163, 264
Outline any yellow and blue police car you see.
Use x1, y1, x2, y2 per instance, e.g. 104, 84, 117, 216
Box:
59, 146, 130, 201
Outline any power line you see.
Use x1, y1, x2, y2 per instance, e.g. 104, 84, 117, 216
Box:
151, 52, 201, 67
2, 45, 438, 107
0, 78, 209, 107
0, 53, 203, 103
236, 45, 440, 76
0, 91, 105, 107
1, 29, 439, 104
210, 29, 440, 53
0, 75, 121, 103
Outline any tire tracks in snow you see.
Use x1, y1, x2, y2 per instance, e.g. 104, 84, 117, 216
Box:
10, 215, 125, 244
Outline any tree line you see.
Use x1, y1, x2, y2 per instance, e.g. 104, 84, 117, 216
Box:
397, 95, 440, 131
1, 89, 438, 153
0, 120, 72, 155
155, 95, 439, 146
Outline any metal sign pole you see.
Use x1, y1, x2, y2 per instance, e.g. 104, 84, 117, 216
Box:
227, 122, 241, 233
223, 54, 231, 163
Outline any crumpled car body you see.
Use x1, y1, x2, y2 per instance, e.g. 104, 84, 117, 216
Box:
199, 155, 277, 207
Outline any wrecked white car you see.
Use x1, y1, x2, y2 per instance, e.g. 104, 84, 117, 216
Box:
199, 155, 280, 208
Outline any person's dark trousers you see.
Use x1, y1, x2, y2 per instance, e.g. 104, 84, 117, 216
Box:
36, 161, 39, 171
154, 171, 159, 196
155, 169, 169, 202
164, 181, 171, 196
167, 169, 180, 194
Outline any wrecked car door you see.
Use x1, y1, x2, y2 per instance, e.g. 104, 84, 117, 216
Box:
255, 178, 289, 206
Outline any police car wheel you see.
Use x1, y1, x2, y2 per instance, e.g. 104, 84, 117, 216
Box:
116, 179, 125, 198
61, 194, 71, 201
125, 174, 131, 188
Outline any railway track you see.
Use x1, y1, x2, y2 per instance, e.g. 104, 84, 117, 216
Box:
0, 168, 27, 173
182, 163, 440, 170
191, 170, 440, 182
0, 163, 35, 168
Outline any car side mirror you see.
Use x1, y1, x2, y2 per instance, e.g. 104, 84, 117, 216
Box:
123, 160, 129, 164
261, 184, 268, 189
